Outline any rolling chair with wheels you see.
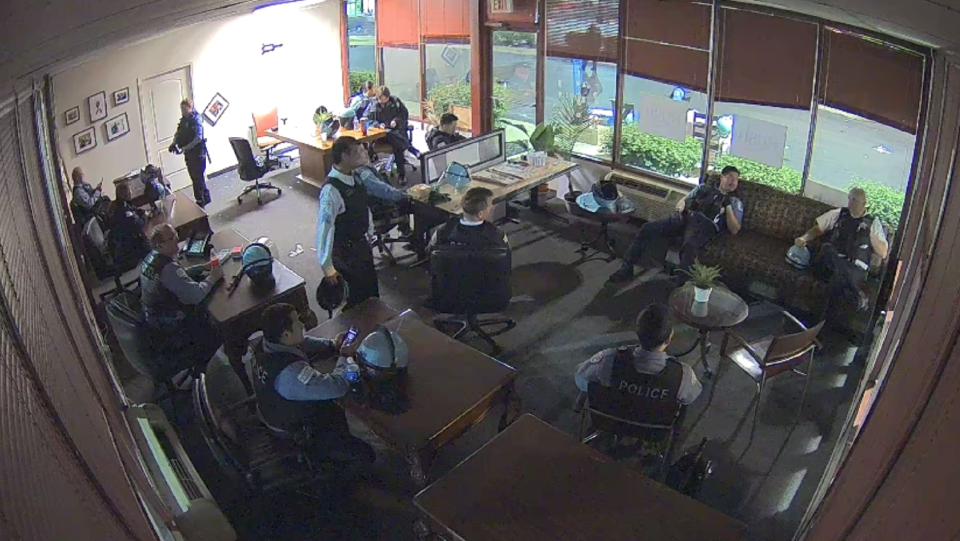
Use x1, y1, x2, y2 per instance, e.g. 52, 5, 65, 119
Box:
229, 137, 282, 205
105, 291, 205, 403
252, 107, 291, 168
430, 245, 515, 355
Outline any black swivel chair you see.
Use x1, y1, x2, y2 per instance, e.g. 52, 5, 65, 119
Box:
229, 137, 282, 206
430, 245, 516, 355
105, 291, 204, 403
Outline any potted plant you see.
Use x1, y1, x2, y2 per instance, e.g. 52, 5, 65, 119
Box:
313, 107, 332, 136
680, 260, 722, 303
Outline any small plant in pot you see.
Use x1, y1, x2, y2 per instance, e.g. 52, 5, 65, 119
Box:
313, 106, 332, 136
680, 260, 722, 303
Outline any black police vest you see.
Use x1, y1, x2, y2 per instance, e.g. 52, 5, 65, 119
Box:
250, 337, 346, 434
326, 175, 370, 253
689, 184, 729, 225
435, 219, 505, 249
588, 348, 684, 428
828, 208, 873, 267
139, 251, 184, 326
175, 112, 205, 157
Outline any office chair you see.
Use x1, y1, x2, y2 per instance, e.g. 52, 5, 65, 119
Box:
430, 245, 516, 355
229, 137, 282, 206
252, 107, 291, 168
578, 380, 685, 481
721, 311, 824, 442
105, 291, 204, 403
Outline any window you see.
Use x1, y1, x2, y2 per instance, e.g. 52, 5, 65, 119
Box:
544, 0, 619, 160
425, 43, 472, 125
345, 0, 376, 92
806, 29, 924, 230
709, 8, 818, 194
492, 30, 537, 155
381, 47, 422, 117
618, 0, 711, 181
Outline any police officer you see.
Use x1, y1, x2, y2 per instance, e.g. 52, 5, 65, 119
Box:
249, 303, 375, 466
609, 166, 743, 284
316, 136, 409, 310
106, 182, 150, 271
369, 86, 420, 186
140, 224, 223, 364
168, 98, 211, 207
425, 113, 467, 151
70, 166, 109, 224
796, 187, 889, 312
429, 187, 508, 250
575, 303, 702, 406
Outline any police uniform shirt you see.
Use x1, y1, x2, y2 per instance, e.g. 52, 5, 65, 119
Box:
427, 218, 509, 250
574, 347, 703, 405
315, 167, 408, 277
257, 338, 358, 401
684, 184, 744, 225
815, 208, 888, 253
157, 260, 218, 306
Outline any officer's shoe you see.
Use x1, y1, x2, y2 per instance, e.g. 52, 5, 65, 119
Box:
608, 266, 635, 284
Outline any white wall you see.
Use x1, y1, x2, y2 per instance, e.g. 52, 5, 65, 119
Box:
52, 0, 343, 198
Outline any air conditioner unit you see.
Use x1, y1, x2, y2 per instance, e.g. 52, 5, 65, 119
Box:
605, 170, 689, 223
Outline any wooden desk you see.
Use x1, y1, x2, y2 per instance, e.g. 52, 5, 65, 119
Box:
267, 126, 387, 188
415, 414, 746, 541
144, 191, 210, 240
198, 229, 318, 387
307, 298, 520, 487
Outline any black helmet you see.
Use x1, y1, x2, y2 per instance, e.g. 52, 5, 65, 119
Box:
316, 275, 349, 314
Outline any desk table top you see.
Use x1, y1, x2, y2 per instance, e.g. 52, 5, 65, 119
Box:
267, 126, 387, 151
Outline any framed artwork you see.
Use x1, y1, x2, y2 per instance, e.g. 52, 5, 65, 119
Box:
113, 87, 130, 106
104, 112, 130, 141
88, 91, 107, 122
73, 127, 97, 155
202, 92, 230, 126
65, 107, 80, 125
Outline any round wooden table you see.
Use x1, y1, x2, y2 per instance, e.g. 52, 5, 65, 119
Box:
668, 283, 749, 378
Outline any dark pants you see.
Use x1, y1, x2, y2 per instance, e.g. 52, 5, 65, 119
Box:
185, 153, 211, 207
149, 311, 223, 374
622, 213, 719, 270
333, 240, 379, 311
382, 130, 410, 180
813, 243, 867, 315
310, 427, 376, 468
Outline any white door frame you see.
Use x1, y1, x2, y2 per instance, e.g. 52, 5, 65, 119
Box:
136, 64, 193, 165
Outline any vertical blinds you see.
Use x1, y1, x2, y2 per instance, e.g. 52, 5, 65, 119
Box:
544, 0, 619, 63
421, 0, 470, 39
377, 0, 419, 46
623, 0, 711, 92
821, 29, 924, 134
716, 8, 818, 109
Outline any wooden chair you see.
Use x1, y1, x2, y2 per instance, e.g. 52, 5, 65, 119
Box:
721, 311, 824, 441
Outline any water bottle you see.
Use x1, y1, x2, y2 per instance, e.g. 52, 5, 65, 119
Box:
345, 361, 360, 384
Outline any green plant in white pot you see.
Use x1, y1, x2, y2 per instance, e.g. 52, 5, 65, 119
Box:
680, 260, 722, 303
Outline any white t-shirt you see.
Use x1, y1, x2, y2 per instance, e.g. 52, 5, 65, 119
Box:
815, 208, 888, 250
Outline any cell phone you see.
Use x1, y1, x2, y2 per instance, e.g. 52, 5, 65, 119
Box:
342, 327, 359, 348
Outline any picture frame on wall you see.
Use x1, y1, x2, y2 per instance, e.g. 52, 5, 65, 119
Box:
88, 91, 107, 122
65, 107, 80, 125
202, 93, 229, 126
73, 127, 97, 155
113, 87, 130, 106
104, 112, 130, 142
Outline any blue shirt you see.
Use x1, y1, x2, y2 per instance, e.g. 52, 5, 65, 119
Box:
181, 111, 205, 153
268, 337, 359, 401
316, 166, 407, 276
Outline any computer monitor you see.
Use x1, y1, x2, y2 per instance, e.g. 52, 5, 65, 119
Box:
420, 130, 506, 185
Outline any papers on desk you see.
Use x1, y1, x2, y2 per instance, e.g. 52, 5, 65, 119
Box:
479, 161, 537, 185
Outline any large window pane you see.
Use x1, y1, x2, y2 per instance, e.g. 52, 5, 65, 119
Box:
382, 46, 422, 117
346, 0, 376, 91
544, 58, 617, 160
425, 43, 472, 126
492, 31, 537, 156
709, 103, 811, 195
807, 106, 915, 229
617, 75, 707, 183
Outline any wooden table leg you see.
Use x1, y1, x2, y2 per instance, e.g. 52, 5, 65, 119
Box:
499, 381, 522, 432
699, 329, 713, 378
290, 286, 319, 329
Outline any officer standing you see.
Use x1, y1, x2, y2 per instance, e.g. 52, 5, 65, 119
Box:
796, 187, 889, 312
316, 136, 409, 310
168, 98, 211, 207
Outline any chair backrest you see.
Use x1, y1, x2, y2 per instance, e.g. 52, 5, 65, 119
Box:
586, 406, 677, 442
204, 357, 252, 443
252, 107, 278, 138
228, 137, 264, 182
192, 375, 246, 484
762, 320, 825, 377
106, 292, 163, 378
430, 246, 511, 315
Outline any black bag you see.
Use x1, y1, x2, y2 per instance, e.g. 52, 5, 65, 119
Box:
666, 437, 713, 498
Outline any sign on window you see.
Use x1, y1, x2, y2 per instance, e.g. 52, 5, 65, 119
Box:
729, 115, 787, 168
636, 94, 689, 143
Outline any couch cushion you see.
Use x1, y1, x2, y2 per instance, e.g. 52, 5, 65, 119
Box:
737, 180, 832, 242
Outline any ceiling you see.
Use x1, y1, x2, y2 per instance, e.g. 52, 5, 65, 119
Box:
2, 0, 959, 103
